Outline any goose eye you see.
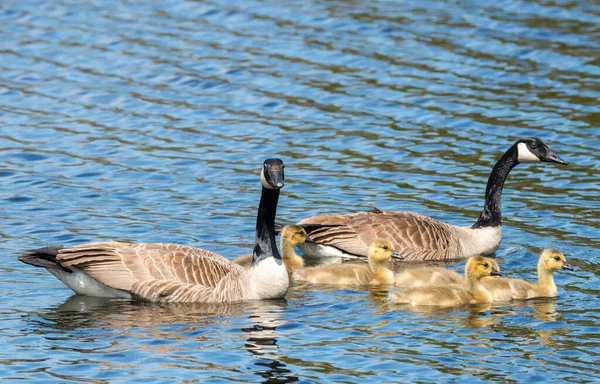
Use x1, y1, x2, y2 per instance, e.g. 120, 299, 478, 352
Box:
531, 142, 538, 149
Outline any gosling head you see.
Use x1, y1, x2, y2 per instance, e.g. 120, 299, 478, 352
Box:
281, 225, 307, 246
367, 240, 403, 263
515, 137, 567, 165
475, 256, 501, 278
261, 158, 285, 189
466, 255, 502, 280
539, 249, 573, 272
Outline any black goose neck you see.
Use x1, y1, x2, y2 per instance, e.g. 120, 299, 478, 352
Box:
472, 144, 519, 229
253, 187, 281, 264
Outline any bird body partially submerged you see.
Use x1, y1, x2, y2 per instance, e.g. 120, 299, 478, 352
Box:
293, 239, 402, 286
296, 138, 566, 261
388, 256, 501, 307
19, 159, 289, 303
394, 258, 501, 287
482, 249, 572, 301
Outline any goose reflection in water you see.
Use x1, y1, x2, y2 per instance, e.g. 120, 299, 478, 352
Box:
241, 300, 299, 383
30, 296, 297, 383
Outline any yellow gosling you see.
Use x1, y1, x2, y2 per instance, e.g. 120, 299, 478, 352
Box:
279, 225, 307, 273
233, 225, 307, 274
482, 249, 572, 301
394, 258, 501, 287
388, 256, 500, 307
292, 240, 403, 286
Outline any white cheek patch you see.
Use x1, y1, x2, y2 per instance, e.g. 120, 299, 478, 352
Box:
260, 168, 277, 189
517, 142, 541, 163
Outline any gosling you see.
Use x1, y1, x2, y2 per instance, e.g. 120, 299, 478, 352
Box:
388, 256, 501, 307
394, 259, 501, 287
292, 239, 403, 286
481, 249, 572, 301
233, 225, 307, 274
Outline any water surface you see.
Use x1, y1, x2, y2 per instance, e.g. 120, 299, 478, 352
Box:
1, 0, 599, 382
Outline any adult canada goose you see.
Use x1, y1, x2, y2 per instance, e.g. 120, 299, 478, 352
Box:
394, 259, 501, 287
295, 137, 567, 261
388, 255, 501, 307
482, 249, 572, 301
18, 159, 289, 303
292, 239, 403, 286
233, 225, 307, 274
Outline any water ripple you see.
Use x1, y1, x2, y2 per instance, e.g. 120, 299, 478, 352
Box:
0, 0, 598, 382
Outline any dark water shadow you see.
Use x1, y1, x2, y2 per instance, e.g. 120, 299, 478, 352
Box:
26, 295, 299, 383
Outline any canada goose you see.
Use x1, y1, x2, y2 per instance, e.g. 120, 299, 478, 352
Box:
394, 258, 501, 287
481, 249, 572, 301
18, 158, 289, 303
233, 225, 307, 273
388, 256, 501, 306
292, 239, 403, 285
295, 137, 566, 261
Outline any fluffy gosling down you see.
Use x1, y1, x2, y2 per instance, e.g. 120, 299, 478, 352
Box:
388, 256, 501, 307
482, 249, 572, 301
394, 259, 501, 287
292, 240, 403, 286
233, 225, 307, 274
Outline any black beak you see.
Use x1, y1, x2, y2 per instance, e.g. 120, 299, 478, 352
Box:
542, 150, 567, 165
391, 250, 403, 260
490, 268, 502, 277
561, 263, 574, 271
269, 170, 285, 189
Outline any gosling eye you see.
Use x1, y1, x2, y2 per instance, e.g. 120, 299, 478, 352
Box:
483, 263, 489, 268
554, 256, 560, 261
383, 246, 389, 250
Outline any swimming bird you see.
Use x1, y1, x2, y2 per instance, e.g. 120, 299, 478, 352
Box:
295, 137, 566, 261
19, 158, 289, 303
388, 256, 501, 306
481, 249, 572, 301
233, 224, 307, 274
394, 258, 501, 287
292, 239, 403, 286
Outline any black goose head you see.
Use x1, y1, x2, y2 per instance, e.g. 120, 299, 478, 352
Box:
515, 137, 567, 165
260, 158, 285, 189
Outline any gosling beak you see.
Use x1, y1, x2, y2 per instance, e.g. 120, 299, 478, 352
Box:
542, 150, 567, 165
561, 263, 574, 271
490, 268, 502, 277
391, 250, 403, 260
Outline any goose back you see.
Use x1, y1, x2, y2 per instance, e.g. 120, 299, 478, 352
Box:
300, 210, 463, 260
49, 241, 250, 302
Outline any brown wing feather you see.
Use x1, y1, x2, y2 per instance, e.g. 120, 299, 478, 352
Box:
300, 211, 461, 260
56, 241, 243, 301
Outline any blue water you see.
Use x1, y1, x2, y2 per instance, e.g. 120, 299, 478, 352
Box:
1, 0, 599, 382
